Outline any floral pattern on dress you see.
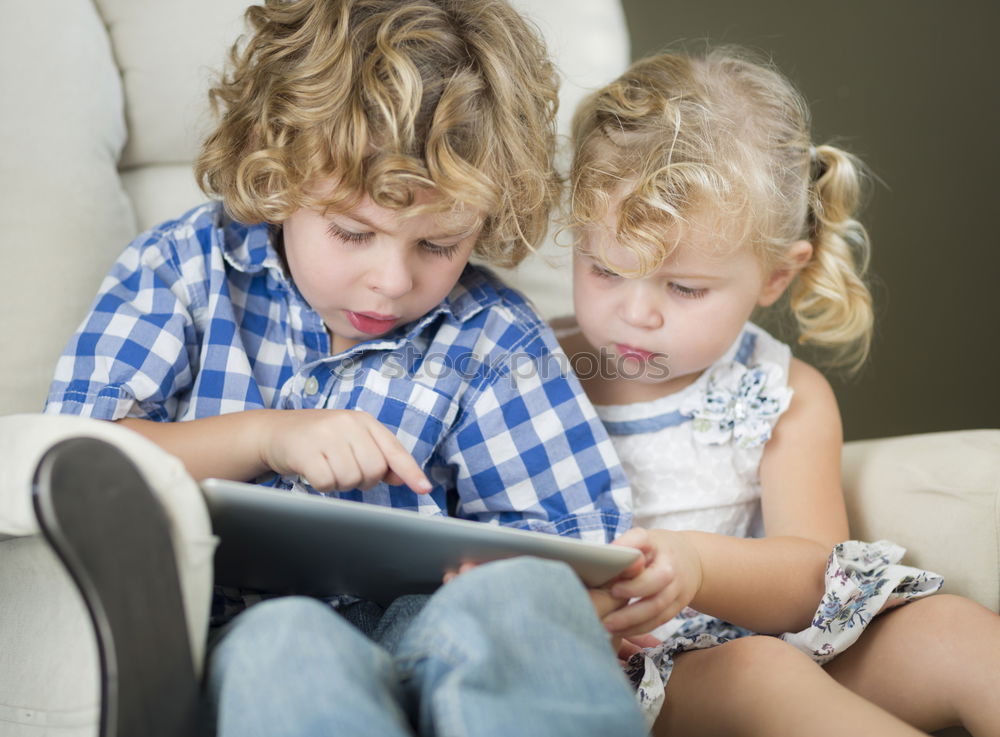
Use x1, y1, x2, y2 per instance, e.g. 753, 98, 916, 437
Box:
681, 361, 793, 449
624, 540, 943, 726
784, 540, 942, 663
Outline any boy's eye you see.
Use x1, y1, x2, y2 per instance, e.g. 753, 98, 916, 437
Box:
328, 223, 373, 244
328, 223, 458, 260
419, 240, 459, 260
669, 282, 707, 299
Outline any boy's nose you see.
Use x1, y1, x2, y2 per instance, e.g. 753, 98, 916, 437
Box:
619, 284, 663, 330
367, 252, 413, 299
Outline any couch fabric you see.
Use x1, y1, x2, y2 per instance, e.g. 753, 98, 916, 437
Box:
0, 2, 994, 737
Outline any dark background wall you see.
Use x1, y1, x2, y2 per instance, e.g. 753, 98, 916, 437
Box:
620, 0, 999, 441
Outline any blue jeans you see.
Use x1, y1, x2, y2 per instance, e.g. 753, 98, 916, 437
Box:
203, 557, 647, 737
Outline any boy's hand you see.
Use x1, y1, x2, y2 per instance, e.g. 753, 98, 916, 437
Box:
598, 527, 702, 637
257, 409, 432, 494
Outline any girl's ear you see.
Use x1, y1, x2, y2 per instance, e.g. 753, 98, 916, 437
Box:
758, 240, 813, 307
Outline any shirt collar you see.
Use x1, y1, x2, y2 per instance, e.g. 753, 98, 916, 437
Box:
438, 263, 496, 322
215, 207, 286, 277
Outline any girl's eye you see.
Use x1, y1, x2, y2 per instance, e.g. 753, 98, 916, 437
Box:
328, 223, 373, 244
669, 282, 707, 299
590, 264, 619, 280
419, 240, 459, 260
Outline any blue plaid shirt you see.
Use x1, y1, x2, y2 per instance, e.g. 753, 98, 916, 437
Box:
46, 202, 632, 543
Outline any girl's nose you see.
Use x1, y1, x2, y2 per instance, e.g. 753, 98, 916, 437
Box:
619, 283, 663, 330
368, 250, 413, 299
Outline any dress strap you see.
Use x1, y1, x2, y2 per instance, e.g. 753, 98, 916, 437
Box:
601, 410, 690, 436
733, 331, 757, 366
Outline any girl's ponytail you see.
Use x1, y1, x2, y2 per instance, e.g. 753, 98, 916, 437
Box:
790, 144, 874, 371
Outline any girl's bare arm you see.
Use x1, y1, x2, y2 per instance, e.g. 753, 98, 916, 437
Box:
604, 359, 848, 636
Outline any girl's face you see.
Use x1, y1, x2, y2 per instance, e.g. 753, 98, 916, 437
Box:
573, 207, 784, 400
283, 182, 481, 355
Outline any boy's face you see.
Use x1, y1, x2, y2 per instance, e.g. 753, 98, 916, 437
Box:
282, 182, 481, 354
572, 205, 770, 398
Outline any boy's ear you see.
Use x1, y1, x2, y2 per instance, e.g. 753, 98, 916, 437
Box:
758, 240, 813, 307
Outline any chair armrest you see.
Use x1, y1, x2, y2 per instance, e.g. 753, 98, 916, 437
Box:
0, 413, 217, 669
34, 436, 200, 736
0, 413, 217, 734
842, 429, 1000, 613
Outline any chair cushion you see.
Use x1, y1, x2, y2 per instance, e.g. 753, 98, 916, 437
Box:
94, 0, 249, 173
0, 0, 136, 416
842, 429, 1000, 612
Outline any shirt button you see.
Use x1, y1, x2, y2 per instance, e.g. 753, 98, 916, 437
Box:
304, 376, 319, 396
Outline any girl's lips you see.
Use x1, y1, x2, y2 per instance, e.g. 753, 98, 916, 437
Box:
347, 311, 399, 335
614, 343, 655, 361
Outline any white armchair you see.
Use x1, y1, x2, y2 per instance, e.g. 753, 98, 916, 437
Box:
0, 1, 994, 736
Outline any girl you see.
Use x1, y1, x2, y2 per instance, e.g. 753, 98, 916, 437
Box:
559, 47, 1000, 736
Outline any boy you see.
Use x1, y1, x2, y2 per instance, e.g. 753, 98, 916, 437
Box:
46, 0, 664, 733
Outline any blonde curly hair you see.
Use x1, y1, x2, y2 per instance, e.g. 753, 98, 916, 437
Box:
196, 0, 560, 268
570, 47, 873, 369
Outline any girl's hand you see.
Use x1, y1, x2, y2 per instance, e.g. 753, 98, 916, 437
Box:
616, 634, 662, 665
257, 409, 432, 494
599, 527, 703, 637
442, 561, 480, 584
587, 585, 629, 655
589, 585, 628, 620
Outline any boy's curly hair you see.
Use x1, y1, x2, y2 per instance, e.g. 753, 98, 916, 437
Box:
570, 46, 874, 370
196, 0, 560, 268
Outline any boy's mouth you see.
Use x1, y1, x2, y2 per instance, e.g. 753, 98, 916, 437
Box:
347, 311, 399, 335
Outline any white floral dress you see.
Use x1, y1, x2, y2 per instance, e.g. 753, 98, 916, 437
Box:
590, 322, 943, 722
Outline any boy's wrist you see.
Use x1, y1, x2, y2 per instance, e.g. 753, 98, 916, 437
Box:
241, 408, 278, 478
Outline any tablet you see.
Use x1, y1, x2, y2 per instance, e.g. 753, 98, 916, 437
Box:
201, 478, 641, 605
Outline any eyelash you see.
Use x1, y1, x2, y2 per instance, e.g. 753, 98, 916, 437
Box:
327, 224, 457, 260
419, 241, 458, 260
590, 264, 619, 280
591, 264, 707, 298
327, 223, 371, 244
669, 283, 707, 299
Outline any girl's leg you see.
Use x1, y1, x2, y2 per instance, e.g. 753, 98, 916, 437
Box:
203, 596, 414, 737
391, 557, 649, 737
824, 594, 1000, 736
653, 635, 924, 737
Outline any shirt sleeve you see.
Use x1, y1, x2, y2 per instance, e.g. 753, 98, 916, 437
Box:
44, 230, 199, 421
438, 326, 633, 544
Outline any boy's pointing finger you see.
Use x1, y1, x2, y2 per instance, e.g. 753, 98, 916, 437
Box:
369, 421, 433, 494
